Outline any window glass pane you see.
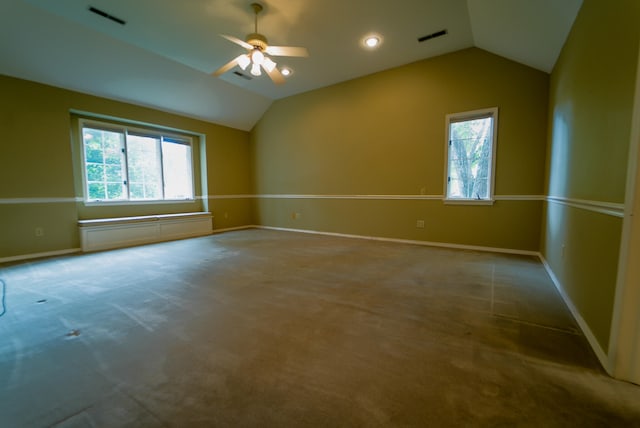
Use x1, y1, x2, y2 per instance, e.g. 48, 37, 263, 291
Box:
81, 122, 195, 203
104, 145, 121, 165
88, 182, 106, 200
85, 147, 103, 163
86, 164, 104, 182
83, 127, 126, 201
162, 140, 194, 199
105, 164, 122, 182
129, 183, 144, 199
447, 116, 493, 200
106, 182, 125, 199
127, 135, 162, 200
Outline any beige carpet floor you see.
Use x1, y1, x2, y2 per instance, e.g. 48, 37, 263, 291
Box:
1, 229, 639, 427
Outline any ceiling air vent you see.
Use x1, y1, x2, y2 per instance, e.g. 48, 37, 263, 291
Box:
233, 71, 252, 80
88, 6, 126, 25
418, 29, 447, 43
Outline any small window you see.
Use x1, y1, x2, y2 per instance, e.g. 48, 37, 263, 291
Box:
444, 108, 498, 203
81, 121, 194, 203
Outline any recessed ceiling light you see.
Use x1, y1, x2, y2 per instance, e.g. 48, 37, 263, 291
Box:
281, 68, 292, 77
365, 37, 379, 47
363, 35, 382, 49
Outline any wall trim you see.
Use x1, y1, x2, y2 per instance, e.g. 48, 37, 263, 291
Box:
495, 195, 545, 201
208, 194, 254, 199
212, 225, 254, 233
539, 255, 612, 374
251, 194, 544, 201
46, 194, 618, 212
0, 196, 215, 205
0, 197, 81, 204
0, 248, 81, 264
546, 196, 625, 218
253, 225, 539, 256
256, 194, 444, 200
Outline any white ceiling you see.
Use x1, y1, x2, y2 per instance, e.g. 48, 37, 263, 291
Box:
0, 0, 582, 131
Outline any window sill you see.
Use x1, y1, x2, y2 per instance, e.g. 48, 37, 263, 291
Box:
83, 199, 197, 207
78, 211, 212, 227
443, 198, 495, 206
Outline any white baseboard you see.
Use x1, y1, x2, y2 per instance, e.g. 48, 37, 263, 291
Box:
0, 248, 81, 264
539, 255, 612, 374
253, 225, 540, 256
212, 225, 254, 234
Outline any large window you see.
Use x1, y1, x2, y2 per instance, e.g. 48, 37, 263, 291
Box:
81, 121, 194, 203
445, 108, 498, 203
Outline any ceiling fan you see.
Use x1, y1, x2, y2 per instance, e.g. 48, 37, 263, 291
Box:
213, 2, 309, 84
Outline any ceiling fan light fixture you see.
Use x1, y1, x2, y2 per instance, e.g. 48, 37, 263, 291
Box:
213, 2, 308, 84
281, 67, 292, 77
238, 54, 251, 70
263, 57, 277, 72
250, 63, 262, 76
252, 49, 265, 65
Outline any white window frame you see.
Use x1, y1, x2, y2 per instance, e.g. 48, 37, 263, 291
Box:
444, 107, 498, 205
79, 119, 195, 205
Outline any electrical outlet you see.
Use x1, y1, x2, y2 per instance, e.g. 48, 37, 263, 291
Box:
35, 227, 44, 237
416, 220, 425, 228
420, 187, 427, 195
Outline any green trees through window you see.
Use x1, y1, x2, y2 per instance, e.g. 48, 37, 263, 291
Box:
81, 122, 194, 202
445, 108, 498, 202
127, 134, 162, 200
83, 128, 126, 201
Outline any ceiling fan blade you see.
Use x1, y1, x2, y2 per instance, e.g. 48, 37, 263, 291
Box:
220, 34, 253, 50
212, 55, 243, 76
265, 45, 309, 57
264, 65, 285, 85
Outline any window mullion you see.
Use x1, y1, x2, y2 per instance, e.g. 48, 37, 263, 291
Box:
100, 131, 108, 200
123, 130, 131, 200
159, 137, 166, 200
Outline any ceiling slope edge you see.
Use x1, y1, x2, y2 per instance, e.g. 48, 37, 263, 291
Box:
0, 0, 271, 131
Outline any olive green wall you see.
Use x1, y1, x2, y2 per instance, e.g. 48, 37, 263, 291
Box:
542, 0, 640, 351
250, 47, 549, 251
0, 75, 252, 259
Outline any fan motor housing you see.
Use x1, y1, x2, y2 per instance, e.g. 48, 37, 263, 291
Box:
246, 33, 268, 50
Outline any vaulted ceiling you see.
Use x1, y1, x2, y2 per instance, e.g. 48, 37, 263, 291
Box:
0, 0, 582, 131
